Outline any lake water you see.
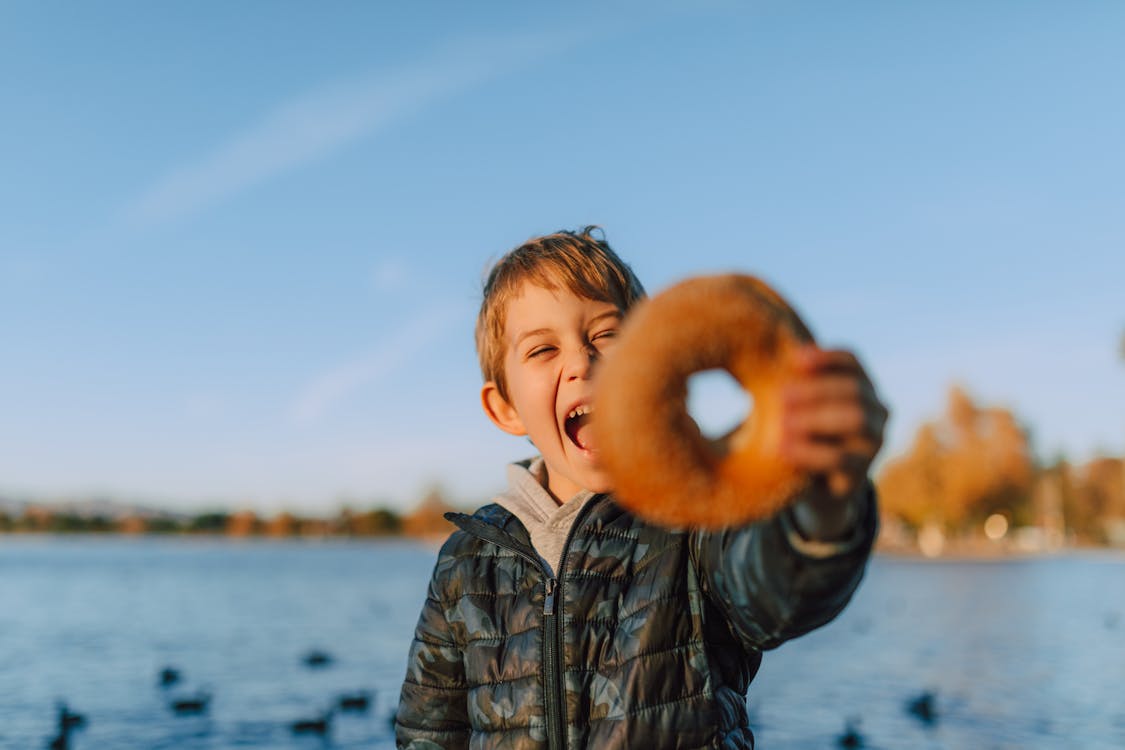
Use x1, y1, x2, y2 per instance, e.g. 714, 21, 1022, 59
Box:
1, 537, 1122, 749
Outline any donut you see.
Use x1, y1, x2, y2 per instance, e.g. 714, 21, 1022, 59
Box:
592, 274, 815, 529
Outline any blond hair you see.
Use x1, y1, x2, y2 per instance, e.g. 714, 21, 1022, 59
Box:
476, 227, 646, 399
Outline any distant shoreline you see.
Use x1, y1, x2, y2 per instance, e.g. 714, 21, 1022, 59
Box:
4, 531, 1123, 561
874, 545, 1125, 562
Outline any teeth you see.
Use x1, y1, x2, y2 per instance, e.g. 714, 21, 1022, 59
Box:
567, 404, 593, 420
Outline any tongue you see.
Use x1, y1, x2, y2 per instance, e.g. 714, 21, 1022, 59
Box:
574, 421, 595, 451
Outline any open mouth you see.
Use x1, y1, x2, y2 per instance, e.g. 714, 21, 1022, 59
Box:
564, 404, 595, 452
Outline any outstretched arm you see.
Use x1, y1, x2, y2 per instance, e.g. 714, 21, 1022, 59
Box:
691, 483, 876, 650
692, 345, 886, 650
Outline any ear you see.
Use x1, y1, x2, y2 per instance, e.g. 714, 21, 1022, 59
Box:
481, 381, 527, 436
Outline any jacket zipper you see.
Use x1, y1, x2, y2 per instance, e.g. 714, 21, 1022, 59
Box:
448, 498, 602, 750
542, 575, 562, 748
543, 498, 599, 750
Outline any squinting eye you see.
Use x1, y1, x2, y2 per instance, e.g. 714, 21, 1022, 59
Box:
528, 346, 554, 358
593, 330, 617, 342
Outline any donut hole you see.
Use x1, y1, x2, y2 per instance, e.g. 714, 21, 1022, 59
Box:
686, 368, 753, 444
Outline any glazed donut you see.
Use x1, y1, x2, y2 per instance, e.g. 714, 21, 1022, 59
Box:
593, 274, 815, 529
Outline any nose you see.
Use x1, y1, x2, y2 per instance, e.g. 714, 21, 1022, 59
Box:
564, 343, 599, 381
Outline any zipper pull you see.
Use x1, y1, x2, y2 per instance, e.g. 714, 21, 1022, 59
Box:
544, 577, 558, 616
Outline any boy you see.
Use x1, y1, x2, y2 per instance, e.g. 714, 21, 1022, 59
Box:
395, 228, 885, 749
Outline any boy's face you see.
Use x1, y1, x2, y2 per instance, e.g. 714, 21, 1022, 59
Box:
481, 280, 622, 503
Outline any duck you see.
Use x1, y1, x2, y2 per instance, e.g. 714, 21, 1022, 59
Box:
47, 703, 87, 750
837, 718, 865, 748
170, 691, 211, 715
291, 709, 333, 735
57, 703, 87, 732
906, 690, 938, 725
302, 649, 334, 668
337, 690, 373, 712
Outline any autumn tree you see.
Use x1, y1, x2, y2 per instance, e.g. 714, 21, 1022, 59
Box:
878, 385, 1035, 533
189, 512, 230, 533
353, 508, 403, 536
1067, 456, 1125, 543
226, 510, 261, 537
266, 512, 299, 537
402, 485, 458, 538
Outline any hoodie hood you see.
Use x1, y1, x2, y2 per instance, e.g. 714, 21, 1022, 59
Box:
492, 457, 596, 575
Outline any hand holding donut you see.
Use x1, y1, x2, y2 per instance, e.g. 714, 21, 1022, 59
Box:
780, 346, 888, 540
593, 273, 888, 532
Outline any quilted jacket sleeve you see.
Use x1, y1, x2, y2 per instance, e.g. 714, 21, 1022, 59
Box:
395, 553, 470, 749
690, 484, 878, 651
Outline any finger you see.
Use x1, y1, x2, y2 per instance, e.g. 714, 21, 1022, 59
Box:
786, 402, 869, 440
782, 439, 841, 473
793, 346, 859, 373
782, 374, 867, 408
793, 346, 875, 388
785, 389, 888, 442
782, 438, 874, 477
784, 430, 884, 477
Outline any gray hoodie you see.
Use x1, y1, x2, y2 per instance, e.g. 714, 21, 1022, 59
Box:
491, 457, 594, 576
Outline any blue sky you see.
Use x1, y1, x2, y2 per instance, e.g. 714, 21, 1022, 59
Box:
2, 2, 1122, 513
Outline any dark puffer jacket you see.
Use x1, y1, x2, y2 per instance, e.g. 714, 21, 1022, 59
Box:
396, 492, 876, 749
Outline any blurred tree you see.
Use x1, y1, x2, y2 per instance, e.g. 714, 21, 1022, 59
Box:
117, 516, 148, 535
189, 512, 230, 533
336, 506, 356, 535
266, 512, 299, 537
1068, 456, 1125, 544
147, 517, 184, 534
878, 385, 1035, 533
21, 506, 53, 531
45, 513, 113, 533
878, 424, 944, 529
298, 517, 332, 536
349, 507, 402, 536
226, 510, 261, 537
402, 485, 458, 538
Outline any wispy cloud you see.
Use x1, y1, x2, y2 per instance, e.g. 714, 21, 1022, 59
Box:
289, 302, 469, 424
123, 31, 582, 229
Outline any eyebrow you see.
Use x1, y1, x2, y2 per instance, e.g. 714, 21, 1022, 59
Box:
512, 311, 622, 348
513, 328, 553, 348
588, 310, 622, 327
